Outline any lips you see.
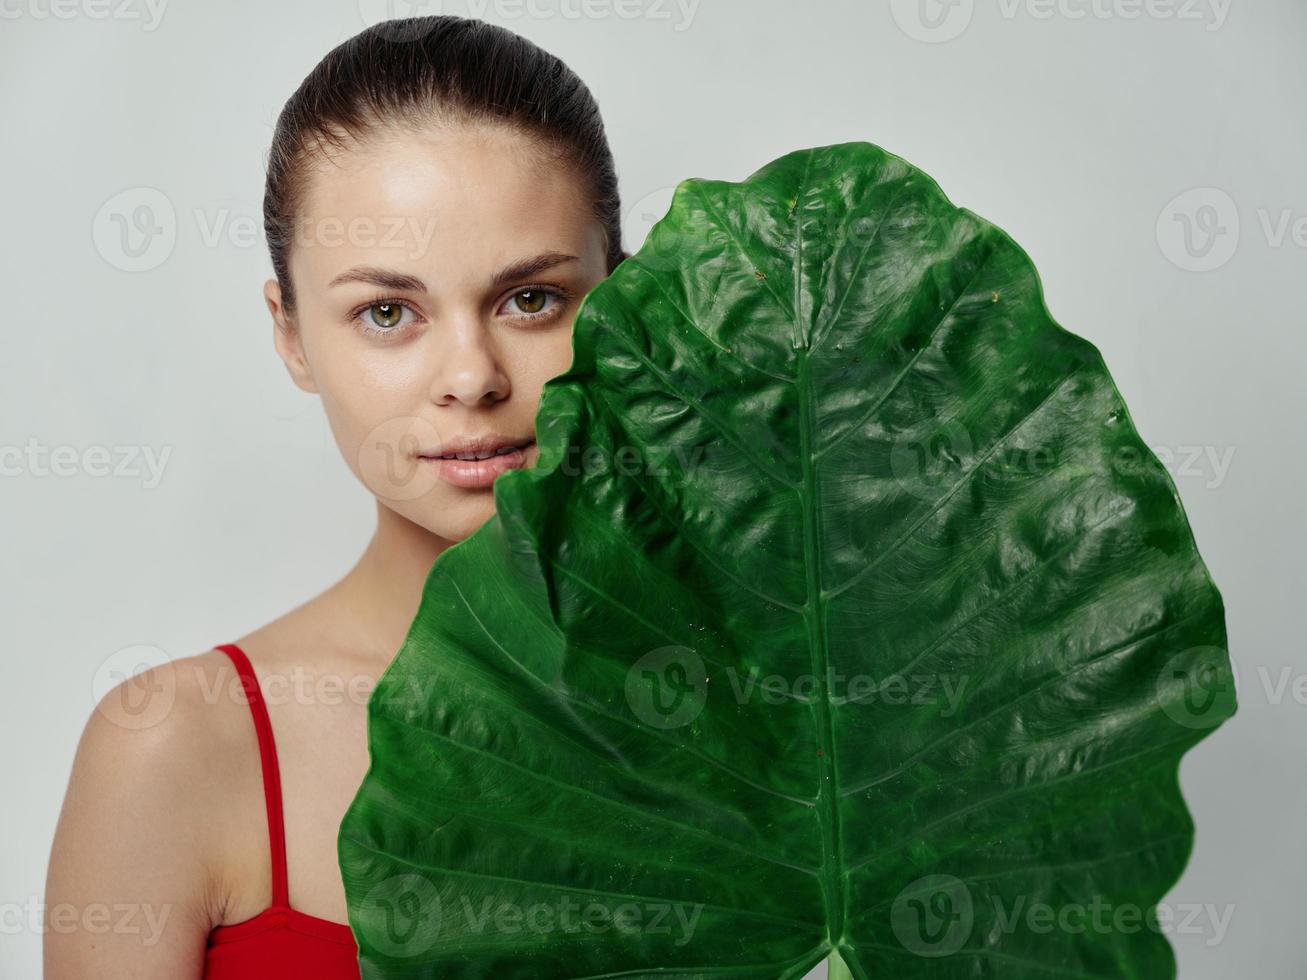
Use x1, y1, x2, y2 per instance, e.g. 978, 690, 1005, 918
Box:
432, 445, 525, 461
418, 436, 534, 461
417, 438, 536, 490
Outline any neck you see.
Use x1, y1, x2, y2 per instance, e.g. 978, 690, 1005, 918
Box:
331, 500, 454, 665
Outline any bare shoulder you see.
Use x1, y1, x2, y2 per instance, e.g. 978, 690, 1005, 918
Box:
79, 647, 260, 778
64, 647, 252, 819
44, 647, 262, 977
57, 647, 263, 872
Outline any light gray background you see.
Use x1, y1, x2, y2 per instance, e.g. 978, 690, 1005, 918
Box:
2, 1, 1302, 976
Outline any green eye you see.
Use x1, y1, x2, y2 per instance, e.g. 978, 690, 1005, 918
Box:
369, 302, 404, 329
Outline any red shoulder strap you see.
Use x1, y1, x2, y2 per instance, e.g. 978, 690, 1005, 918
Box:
216, 643, 290, 909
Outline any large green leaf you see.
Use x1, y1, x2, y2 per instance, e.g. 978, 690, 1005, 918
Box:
339, 141, 1235, 979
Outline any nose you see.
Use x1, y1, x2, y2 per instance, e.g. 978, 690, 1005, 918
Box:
428, 317, 510, 407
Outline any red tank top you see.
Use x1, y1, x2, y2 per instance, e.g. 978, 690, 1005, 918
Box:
204, 642, 361, 979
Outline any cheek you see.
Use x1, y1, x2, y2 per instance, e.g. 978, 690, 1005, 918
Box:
308, 340, 437, 496
507, 326, 579, 406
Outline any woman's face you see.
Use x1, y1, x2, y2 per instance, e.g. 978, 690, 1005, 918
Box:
265, 123, 611, 542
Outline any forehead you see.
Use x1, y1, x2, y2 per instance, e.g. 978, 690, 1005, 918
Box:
292, 123, 598, 282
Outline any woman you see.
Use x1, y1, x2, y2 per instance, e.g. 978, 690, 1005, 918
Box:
45, 16, 628, 978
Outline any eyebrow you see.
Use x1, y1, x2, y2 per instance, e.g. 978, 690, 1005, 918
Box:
327, 251, 582, 292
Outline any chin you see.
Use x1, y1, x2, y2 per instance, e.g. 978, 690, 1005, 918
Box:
399, 492, 499, 543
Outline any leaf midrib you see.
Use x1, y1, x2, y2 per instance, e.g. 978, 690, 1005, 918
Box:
790, 148, 848, 955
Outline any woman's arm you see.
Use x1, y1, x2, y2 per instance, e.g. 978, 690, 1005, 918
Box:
44, 659, 224, 979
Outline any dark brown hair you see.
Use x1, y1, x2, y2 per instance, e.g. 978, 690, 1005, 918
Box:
263, 15, 624, 315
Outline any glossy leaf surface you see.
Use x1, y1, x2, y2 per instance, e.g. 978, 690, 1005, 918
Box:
340, 142, 1235, 979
